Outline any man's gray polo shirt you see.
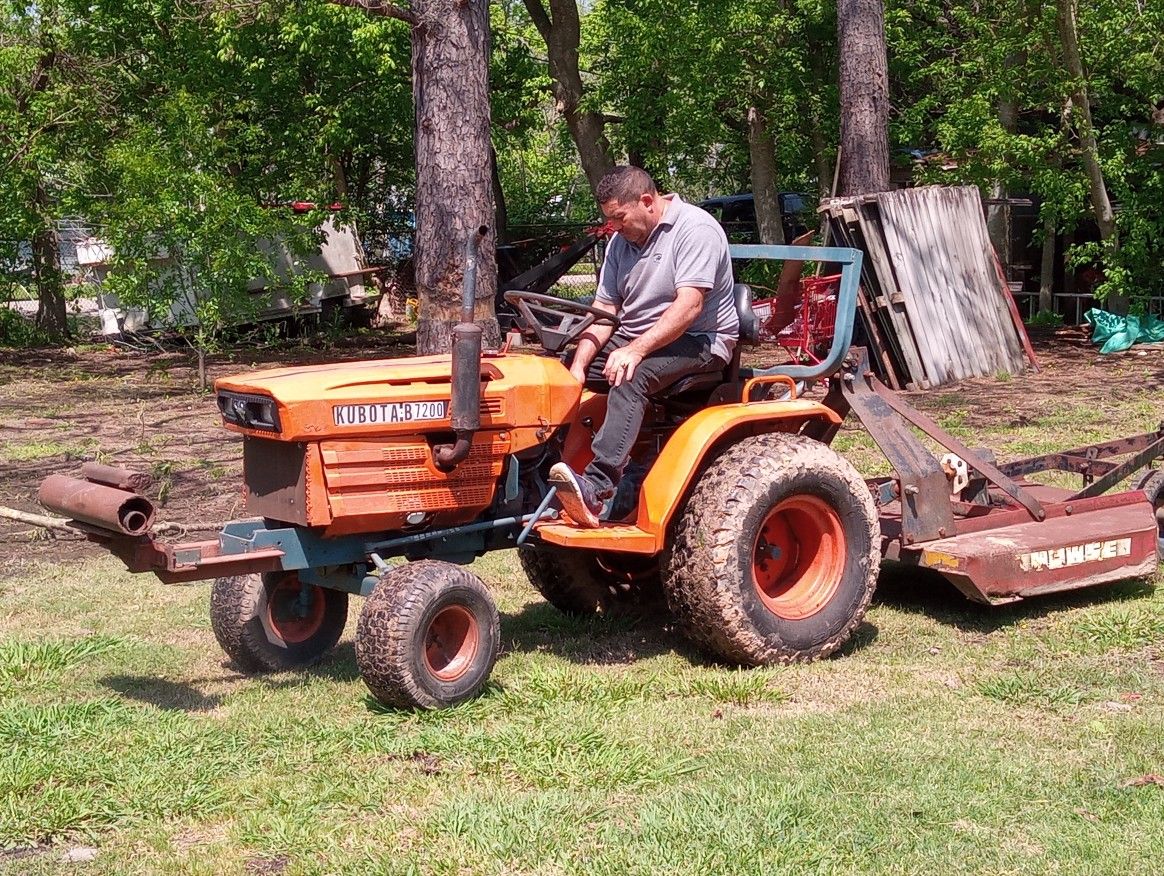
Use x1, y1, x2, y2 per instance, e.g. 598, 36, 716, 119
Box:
595, 194, 738, 362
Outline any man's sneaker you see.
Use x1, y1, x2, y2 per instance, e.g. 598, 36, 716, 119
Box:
548, 463, 603, 529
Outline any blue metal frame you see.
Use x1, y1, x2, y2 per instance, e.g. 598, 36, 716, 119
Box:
216, 506, 560, 595
729, 244, 863, 381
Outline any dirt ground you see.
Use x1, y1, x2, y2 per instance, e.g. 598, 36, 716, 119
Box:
1, 325, 1162, 570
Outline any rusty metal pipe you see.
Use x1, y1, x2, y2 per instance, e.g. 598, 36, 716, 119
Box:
38, 474, 156, 536
433, 434, 473, 472
80, 462, 153, 493
461, 224, 488, 324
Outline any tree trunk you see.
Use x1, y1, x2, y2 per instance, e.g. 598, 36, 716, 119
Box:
20, 49, 67, 340
986, 88, 1018, 263
837, 0, 890, 195
490, 145, 508, 242
809, 114, 832, 203
32, 179, 67, 340
1039, 213, 1056, 315
328, 153, 350, 201
412, 0, 499, 353
1056, 0, 1116, 243
524, 0, 614, 196
747, 107, 785, 245
806, 49, 834, 202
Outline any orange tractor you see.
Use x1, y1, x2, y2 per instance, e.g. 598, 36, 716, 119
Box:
40, 235, 1164, 709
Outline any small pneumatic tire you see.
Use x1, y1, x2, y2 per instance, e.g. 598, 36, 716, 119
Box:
1135, 469, 1164, 559
210, 571, 348, 672
356, 560, 500, 709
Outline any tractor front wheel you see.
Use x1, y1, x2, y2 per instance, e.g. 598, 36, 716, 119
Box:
210, 571, 349, 672
356, 560, 500, 709
662, 432, 879, 665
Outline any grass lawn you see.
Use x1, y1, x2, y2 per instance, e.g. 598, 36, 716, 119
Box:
1, 548, 1162, 874
1, 336, 1162, 873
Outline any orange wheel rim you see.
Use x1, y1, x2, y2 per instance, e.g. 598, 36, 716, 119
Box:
424, 605, 479, 682
752, 495, 846, 620
266, 575, 327, 644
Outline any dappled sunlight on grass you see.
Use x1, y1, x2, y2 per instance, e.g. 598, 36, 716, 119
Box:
0, 553, 1161, 873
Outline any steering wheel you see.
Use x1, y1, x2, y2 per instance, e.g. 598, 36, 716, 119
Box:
502, 290, 621, 354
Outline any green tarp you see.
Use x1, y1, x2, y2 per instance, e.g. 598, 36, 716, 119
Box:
1084, 308, 1164, 354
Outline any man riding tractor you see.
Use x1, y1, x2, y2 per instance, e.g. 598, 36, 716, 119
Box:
550, 166, 741, 528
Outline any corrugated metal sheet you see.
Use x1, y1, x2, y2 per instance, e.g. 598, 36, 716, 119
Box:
875, 186, 1028, 384
824, 186, 1034, 389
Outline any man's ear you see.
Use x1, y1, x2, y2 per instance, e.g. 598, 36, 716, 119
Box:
640, 192, 655, 211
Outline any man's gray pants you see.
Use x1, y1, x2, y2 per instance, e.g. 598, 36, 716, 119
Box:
579, 333, 725, 499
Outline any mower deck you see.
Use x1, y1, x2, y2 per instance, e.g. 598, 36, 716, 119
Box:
889, 487, 1158, 604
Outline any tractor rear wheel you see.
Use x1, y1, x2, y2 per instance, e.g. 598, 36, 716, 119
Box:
518, 546, 662, 617
662, 433, 879, 665
210, 571, 348, 672
356, 560, 500, 709
1135, 469, 1164, 559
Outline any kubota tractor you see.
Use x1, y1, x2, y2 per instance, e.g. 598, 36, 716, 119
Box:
40, 233, 1164, 709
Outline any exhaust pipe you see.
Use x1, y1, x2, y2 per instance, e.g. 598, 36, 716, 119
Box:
38, 474, 157, 536
435, 225, 488, 472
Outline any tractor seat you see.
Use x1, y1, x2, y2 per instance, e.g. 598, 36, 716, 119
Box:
652, 283, 759, 400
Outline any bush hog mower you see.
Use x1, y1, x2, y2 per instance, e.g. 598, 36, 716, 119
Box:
39, 236, 1164, 709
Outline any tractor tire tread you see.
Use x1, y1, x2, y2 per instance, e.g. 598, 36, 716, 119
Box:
662, 432, 878, 665
356, 560, 499, 710
518, 547, 607, 616
518, 546, 662, 617
209, 572, 348, 673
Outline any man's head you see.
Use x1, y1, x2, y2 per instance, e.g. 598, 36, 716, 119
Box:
596, 166, 663, 246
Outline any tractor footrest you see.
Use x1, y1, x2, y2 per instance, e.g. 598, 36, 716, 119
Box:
534, 522, 658, 554
908, 500, 1158, 604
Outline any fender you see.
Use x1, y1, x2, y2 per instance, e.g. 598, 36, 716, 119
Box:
637, 400, 841, 540
536, 399, 841, 553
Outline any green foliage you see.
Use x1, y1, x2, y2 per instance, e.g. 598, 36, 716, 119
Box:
1027, 309, 1066, 328
3, 0, 1163, 343
888, 0, 1164, 308
2, 0, 414, 350
490, 3, 596, 223
0, 307, 52, 348
588, 0, 831, 198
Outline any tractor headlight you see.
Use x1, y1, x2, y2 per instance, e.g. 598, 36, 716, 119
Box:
217, 391, 281, 433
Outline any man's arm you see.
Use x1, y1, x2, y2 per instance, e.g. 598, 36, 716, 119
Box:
603, 286, 705, 387
569, 299, 619, 383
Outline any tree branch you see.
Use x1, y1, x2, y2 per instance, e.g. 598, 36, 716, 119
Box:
329, 0, 417, 25
522, 0, 552, 42
0, 506, 223, 538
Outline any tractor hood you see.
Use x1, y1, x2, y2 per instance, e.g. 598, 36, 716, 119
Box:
214, 352, 580, 442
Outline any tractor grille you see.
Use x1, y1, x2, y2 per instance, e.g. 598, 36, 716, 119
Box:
319, 434, 510, 523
